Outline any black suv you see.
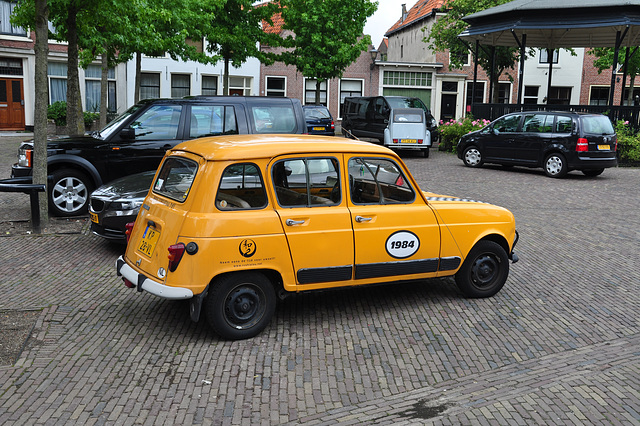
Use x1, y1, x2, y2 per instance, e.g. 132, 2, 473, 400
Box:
456, 111, 618, 178
11, 96, 306, 216
341, 96, 438, 142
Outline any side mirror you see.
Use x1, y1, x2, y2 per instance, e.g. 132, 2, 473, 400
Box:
120, 127, 135, 140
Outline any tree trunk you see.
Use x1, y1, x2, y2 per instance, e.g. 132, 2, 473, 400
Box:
223, 56, 230, 95
135, 51, 141, 103
100, 49, 108, 128
66, 6, 85, 136
315, 80, 322, 105
34, 0, 49, 229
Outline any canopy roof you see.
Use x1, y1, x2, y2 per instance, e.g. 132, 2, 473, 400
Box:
459, 0, 640, 49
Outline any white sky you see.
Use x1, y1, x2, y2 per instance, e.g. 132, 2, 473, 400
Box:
364, 0, 419, 48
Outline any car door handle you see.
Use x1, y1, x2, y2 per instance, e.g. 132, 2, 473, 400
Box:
355, 215, 372, 223
286, 219, 305, 226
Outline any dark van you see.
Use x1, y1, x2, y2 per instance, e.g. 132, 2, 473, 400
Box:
456, 111, 618, 178
341, 96, 438, 142
11, 96, 306, 216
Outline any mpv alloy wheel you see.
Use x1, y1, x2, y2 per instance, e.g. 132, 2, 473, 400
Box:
544, 153, 568, 178
463, 146, 483, 167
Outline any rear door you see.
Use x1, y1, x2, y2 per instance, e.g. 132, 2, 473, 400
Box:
272, 155, 355, 285
346, 156, 441, 282
517, 113, 554, 164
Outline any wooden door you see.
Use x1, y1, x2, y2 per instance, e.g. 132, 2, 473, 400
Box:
0, 79, 25, 130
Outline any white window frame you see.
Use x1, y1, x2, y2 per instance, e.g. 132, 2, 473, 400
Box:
265, 75, 287, 97
303, 78, 329, 107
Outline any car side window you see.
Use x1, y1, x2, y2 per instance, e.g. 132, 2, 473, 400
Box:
523, 114, 553, 133
272, 158, 340, 207
216, 163, 267, 210
130, 105, 182, 140
348, 157, 415, 204
493, 114, 521, 133
251, 106, 297, 133
556, 115, 573, 133
190, 105, 238, 138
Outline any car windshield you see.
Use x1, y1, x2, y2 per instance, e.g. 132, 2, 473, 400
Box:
386, 97, 428, 112
96, 103, 145, 139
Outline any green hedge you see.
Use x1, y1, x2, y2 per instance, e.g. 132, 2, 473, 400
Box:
47, 101, 100, 128
614, 121, 640, 164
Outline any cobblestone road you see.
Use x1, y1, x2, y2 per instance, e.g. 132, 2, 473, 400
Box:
0, 133, 638, 425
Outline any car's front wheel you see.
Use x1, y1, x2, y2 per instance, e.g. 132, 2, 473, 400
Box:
205, 272, 276, 340
49, 168, 92, 217
544, 153, 568, 178
462, 146, 483, 167
455, 240, 509, 298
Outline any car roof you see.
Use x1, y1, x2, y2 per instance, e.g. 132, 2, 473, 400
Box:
170, 134, 395, 161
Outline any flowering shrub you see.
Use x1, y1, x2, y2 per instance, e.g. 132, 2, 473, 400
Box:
614, 120, 640, 164
438, 117, 491, 152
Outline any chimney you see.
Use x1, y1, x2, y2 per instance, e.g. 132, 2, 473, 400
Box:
401, 4, 408, 22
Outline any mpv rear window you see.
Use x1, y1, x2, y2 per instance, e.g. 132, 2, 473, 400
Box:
581, 115, 615, 135
153, 157, 198, 202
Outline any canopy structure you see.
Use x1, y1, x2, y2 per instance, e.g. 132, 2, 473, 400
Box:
458, 0, 640, 106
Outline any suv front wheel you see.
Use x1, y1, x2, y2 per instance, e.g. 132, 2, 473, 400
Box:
49, 168, 92, 216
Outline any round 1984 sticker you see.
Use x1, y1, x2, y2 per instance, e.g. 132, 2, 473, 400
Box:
385, 231, 420, 259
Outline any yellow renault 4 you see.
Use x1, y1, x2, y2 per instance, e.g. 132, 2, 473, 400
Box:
116, 135, 519, 340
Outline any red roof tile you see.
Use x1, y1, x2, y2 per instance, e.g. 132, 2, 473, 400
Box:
385, 0, 446, 36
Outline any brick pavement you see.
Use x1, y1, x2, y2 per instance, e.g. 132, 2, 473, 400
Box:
0, 132, 638, 424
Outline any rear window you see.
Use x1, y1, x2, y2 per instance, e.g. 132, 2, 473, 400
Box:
250, 105, 297, 133
152, 157, 198, 202
304, 106, 331, 119
581, 115, 615, 135
393, 111, 423, 123
216, 163, 268, 210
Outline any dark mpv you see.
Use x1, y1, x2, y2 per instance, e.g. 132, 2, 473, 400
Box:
457, 111, 617, 177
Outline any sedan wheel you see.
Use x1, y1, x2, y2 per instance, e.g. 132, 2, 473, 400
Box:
463, 146, 483, 167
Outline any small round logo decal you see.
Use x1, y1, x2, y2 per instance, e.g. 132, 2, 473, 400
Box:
386, 231, 420, 259
239, 239, 257, 258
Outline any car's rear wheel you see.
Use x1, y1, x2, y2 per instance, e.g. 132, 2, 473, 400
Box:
455, 240, 509, 298
544, 153, 568, 178
205, 272, 276, 340
463, 146, 483, 167
423, 147, 430, 158
582, 168, 604, 177
49, 168, 92, 217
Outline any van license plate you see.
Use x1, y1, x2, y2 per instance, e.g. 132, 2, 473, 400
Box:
138, 226, 160, 257
400, 139, 417, 144
89, 211, 99, 224
597, 144, 610, 151
313, 127, 324, 131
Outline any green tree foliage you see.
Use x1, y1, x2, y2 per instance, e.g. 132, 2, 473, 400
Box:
426, 0, 523, 103
590, 47, 640, 105
278, 0, 377, 104
196, 0, 280, 95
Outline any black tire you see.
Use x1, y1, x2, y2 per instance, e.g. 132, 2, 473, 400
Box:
462, 146, 483, 168
49, 168, 92, 217
543, 153, 568, 178
582, 168, 604, 177
205, 272, 276, 340
455, 240, 509, 298
423, 147, 430, 158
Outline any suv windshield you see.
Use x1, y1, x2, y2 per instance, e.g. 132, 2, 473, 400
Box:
98, 103, 145, 139
387, 97, 429, 112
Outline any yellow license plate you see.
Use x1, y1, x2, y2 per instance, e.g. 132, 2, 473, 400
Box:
137, 226, 160, 257
597, 144, 610, 151
89, 211, 99, 224
400, 139, 417, 144
313, 127, 325, 131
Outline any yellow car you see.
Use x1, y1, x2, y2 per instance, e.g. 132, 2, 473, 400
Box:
116, 135, 519, 340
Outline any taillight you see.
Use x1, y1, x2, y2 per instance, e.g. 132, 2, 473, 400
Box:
417, 139, 423, 145
576, 138, 589, 152
331, 120, 335, 130
125, 222, 135, 243
614, 136, 618, 151
167, 243, 186, 272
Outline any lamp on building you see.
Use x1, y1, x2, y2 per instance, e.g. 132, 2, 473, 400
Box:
369, 49, 378, 70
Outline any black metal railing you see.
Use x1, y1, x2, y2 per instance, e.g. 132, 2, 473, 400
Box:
470, 104, 640, 130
